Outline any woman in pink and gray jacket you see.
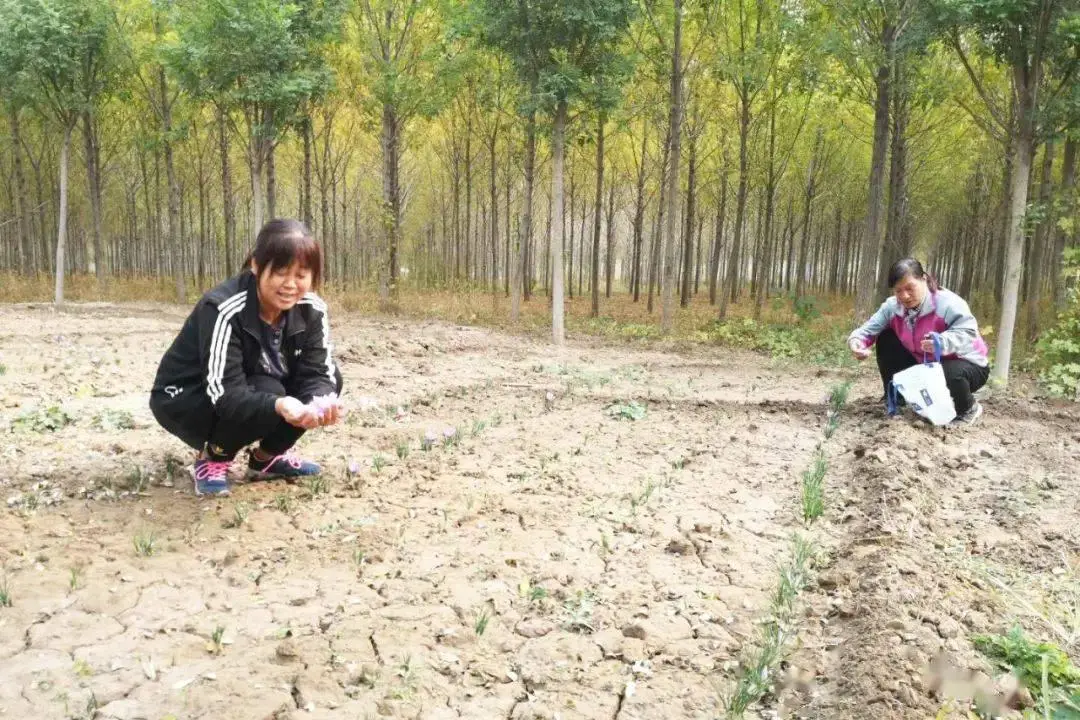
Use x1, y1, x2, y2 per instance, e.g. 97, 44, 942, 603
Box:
847, 258, 991, 426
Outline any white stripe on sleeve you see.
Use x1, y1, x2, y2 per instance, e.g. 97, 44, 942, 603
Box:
206, 292, 246, 404
298, 293, 335, 384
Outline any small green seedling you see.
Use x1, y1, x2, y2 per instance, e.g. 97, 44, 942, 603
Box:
828, 380, 854, 414
68, 564, 84, 592
122, 465, 150, 494
305, 475, 330, 498
0, 575, 11, 607
273, 493, 293, 513
563, 590, 596, 633
474, 608, 491, 636
395, 441, 410, 460
824, 412, 841, 439
223, 502, 250, 529
628, 481, 657, 514
207, 625, 226, 655
133, 530, 157, 557
371, 454, 386, 474
801, 452, 827, 523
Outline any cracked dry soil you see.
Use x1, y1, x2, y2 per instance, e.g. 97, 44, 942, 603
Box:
0, 302, 1077, 720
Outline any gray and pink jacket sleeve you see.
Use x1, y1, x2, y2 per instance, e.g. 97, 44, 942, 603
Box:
847, 289, 990, 368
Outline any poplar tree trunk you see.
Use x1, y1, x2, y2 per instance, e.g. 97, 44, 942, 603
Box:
54, 123, 73, 305
551, 100, 568, 345
591, 112, 605, 318
854, 21, 894, 320
660, 0, 683, 332
1053, 137, 1077, 310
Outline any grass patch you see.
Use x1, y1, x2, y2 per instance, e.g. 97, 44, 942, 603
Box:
974, 626, 1080, 715
0, 574, 11, 607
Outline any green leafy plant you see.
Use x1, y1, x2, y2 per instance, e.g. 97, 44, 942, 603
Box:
395, 440, 410, 460
91, 409, 135, 431
11, 405, 73, 433
562, 590, 596, 633
974, 625, 1080, 712
0, 574, 11, 607
792, 295, 821, 324
606, 400, 646, 421
371, 454, 386, 474
1035, 248, 1080, 399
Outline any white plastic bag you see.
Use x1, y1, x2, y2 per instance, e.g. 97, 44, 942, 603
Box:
889, 334, 956, 426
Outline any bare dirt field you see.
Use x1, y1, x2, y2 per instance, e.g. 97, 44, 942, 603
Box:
0, 302, 1078, 720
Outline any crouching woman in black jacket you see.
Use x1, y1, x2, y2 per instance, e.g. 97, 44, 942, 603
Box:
150, 219, 344, 496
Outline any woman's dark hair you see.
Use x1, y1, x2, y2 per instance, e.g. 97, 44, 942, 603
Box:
887, 257, 939, 292
245, 218, 322, 288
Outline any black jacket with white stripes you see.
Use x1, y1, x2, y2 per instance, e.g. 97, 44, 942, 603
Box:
151, 269, 339, 430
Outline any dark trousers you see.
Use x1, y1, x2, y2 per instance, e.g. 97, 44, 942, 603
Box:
151, 370, 343, 459
876, 330, 989, 414
875, 328, 989, 414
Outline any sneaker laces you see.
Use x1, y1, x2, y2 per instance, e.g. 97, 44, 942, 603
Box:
195, 459, 231, 483
260, 448, 303, 470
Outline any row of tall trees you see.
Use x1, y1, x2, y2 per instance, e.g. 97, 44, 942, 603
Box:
0, 0, 1078, 384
